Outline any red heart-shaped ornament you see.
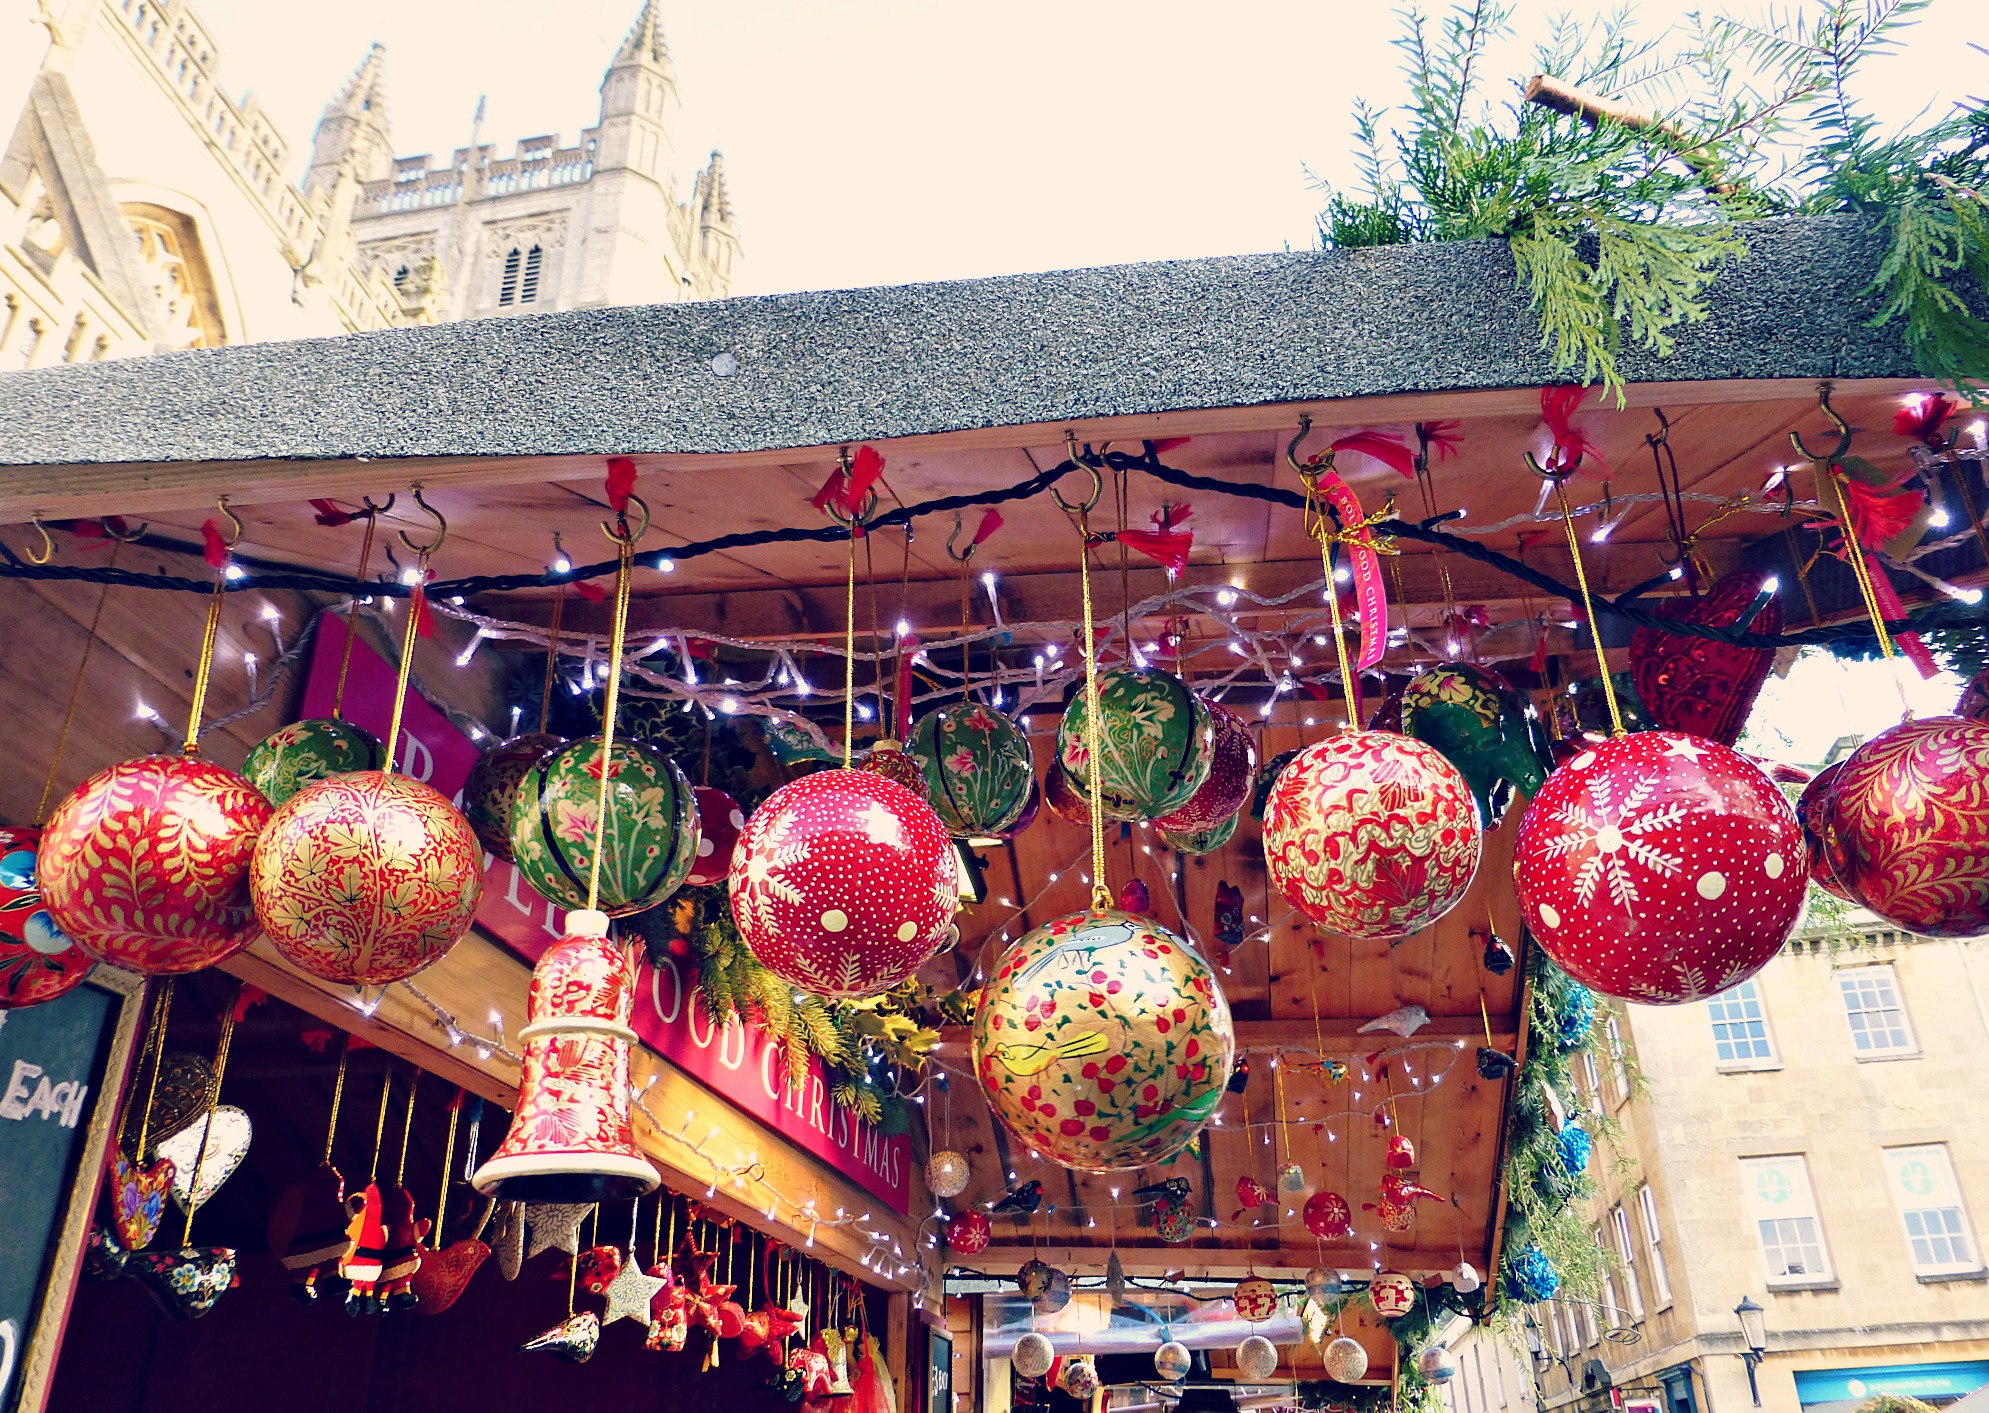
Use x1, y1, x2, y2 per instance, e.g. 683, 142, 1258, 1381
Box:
112, 1150, 176, 1251
1629, 570, 1782, 746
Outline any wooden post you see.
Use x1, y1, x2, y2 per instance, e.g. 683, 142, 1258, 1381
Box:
1521, 73, 1736, 196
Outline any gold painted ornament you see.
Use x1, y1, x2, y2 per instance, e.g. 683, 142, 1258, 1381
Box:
924, 1150, 970, 1199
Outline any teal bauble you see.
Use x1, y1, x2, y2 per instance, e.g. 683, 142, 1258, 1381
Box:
909, 702, 1034, 839
243, 719, 385, 807
508, 737, 699, 917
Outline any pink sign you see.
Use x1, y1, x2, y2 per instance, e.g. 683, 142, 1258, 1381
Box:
295, 619, 913, 1213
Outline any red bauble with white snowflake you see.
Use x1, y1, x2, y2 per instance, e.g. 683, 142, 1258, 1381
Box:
1513, 731, 1807, 1004
1795, 763, 1855, 902
685, 787, 746, 889
729, 769, 959, 998
1262, 731, 1482, 941
946, 1210, 991, 1255
1821, 716, 1989, 937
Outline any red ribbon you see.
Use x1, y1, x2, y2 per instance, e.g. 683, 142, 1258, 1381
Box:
572, 578, 607, 603
1150, 436, 1191, 454
1329, 430, 1415, 478
409, 571, 435, 639
227, 985, 269, 1022
605, 456, 639, 514
1418, 420, 1464, 461
807, 445, 886, 530
309, 498, 358, 527
1839, 476, 1927, 546
1313, 468, 1389, 671
972, 508, 1004, 545
1540, 386, 1609, 478
1894, 394, 1958, 447
199, 518, 230, 570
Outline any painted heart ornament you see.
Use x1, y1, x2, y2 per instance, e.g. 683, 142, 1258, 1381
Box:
1629, 571, 1782, 747
112, 1150, 175, 1250
156, 1106, 252, 1213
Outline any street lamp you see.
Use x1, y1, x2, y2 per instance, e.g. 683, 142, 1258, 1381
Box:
1734, 1296, 1768, 1406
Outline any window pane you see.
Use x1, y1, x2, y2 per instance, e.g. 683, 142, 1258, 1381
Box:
1709, 980, 1773, 1062
1640, 1186, 1673, 1306
1837, 967, 1915, 1053
1741, 1156, 1832, 1281
1885, 1145, 1980, 1273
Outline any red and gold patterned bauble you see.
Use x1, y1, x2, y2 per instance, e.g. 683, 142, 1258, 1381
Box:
1822, 716, 1989, 936
461, 733, 563, 861
858, 740, 931, 800
1302, 1190, 1353, 1240
685, 787, 745, 889
1796, 763, 1855, 902
729, 770, 959, 998
1514, 732, 1807, 1003
1043, 763, 1091, 828
1154, 701, 1258, 834
40, 757, 271, 975
1233, 1275, 1278, 1322
251, 772, 485, 986
1262, 732, 1482, 940
0, 825, 94, 1009
945, 1210, 991, 1255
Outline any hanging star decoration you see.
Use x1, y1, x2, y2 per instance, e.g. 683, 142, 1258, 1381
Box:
492, 1200, 526, 1280
601, 1253, 669, 1327
523, 1202, 595, 1259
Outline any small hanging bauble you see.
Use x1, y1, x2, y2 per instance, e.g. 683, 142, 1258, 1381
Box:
1514, 731, 1807, 1003
1417, 1345, 1459, 1384
251, 771, 484, 986
1017, 1257, 1054, 1299
1450, 1261, 1482, 1294
1160, 812, 1239, 857
1043, 762, 1092, 828
1012, 1331, 1055, 1380
1276, 1162, 1308, 1199
1035, 1267, 1073, 1314
1106, 1251, 1126, 1304
1368, 1270, 1415, 1319
461, 733, 563, 861
925, 1150, 971, 1199
857, 739, 932, 800
1155, 1340, 1192, 1380
40, 756, 271, 976
1262, 732, 1482, 941
1305, 1266, 1341, 1302
1060, 1357, 1100, 1397
242, 718, 386, 808
685, 786, 746, 889
1250, 749, 1301, 823
0, 826, 93, 1009
1234, 1275, 1278, 1322
510, 737, 699, 917
1154, 700, 1258, 833
973, 909, 1234, 1172
1323, 1335, 1369, 1382
1503, 1243, 1560, 1301
1236, 1335, 1280, 1382
944, 1209, 990, 1255
1057, 667, 1213, 820
1796, 763, 1855, 902
1822, 716, 1989, 936
909, 702, 1035, 838
1302, 1190, 1353, 1240
730, 769, 959, 998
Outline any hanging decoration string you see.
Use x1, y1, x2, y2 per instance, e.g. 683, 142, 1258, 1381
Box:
1301, 471, 1362, 727
432, 1089, 460, 1250
395, 1069, 420, 1187
36, 542, 119, 823
382, 486, 446, 775
1064, 445, 1113, 914
180, 984, 241, 1245
181, 500, 239, 758
322, 1033, 352, 1166
1544, 469, 1626, 737
586, 518, 640, 913
537, 581, 568, 733
367, 1069, 393, 1186
128, 977, 176, 1162
331, 502, 384, 721
843, 519, 859, 768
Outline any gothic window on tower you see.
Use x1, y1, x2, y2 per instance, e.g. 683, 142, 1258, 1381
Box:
123, 204, 226, 347
520, 246, 543, 303
498, 245, 545, 308
498, 247, 522, 306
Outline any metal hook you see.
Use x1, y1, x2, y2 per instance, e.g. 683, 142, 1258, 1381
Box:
1053, 433, 1104, 513
1645, 406, 1672, 447
359, 493, 397, 518
1789, 381, 1853, 465
23, 515, 53, 565
945, 514, 977, 564
395, 482, 447, 555
100, 515, 149, 543
824, 488, 879, 529
214, 496, 243, 547
602, 493, 651, 544
1524, 448, 1582, 482
1284, 414, 1329, 480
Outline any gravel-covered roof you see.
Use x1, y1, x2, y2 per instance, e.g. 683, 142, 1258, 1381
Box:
0, 215, 1926, 468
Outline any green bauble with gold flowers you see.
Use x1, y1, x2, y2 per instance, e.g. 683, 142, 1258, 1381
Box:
243, 718, 385, 807
909, 702, 1033, 838
1056, 668, 1212, 821
1161, 811, 1238, 856
508, 736, 700, 917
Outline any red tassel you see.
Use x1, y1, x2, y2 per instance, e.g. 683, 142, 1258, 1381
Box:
572, 578, 607, 603
1539, 386, 1609, 478
309, 498, 358, 527
1329, 431, 1415, 478
1150, 437, 1191, 454
410, 580, 435, 639
1893, 394, 1957, 447
972, 509, 1004, 545
808, 469, 847, 513
228, 985, 269, 1022
301, 1028, 373, 1054
1418, 421, 1464, 461
1117, 528, 1193, 576
1841, 476, 1926, 545
605, 456, 639, 513
199, 518, 230, 570
1152, 502, 1192, 531
846, 445, 885, 505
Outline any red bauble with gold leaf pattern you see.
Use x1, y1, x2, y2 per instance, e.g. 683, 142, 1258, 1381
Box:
1796, 763, 1855, 902
1261, 731, 1482, 940
0, 825, 94, 1009
1515, 731, 1807, 1004
1822, 716, 1989, 937
40, 756, 271, 976
729, 769, 959, 998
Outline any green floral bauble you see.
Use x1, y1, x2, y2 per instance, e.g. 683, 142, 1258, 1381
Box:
509, 736, 699, 917
1057, 669, 1212, 821
909, 703, 1033, 838
1400, 663, 1547, 824
243, 719, 385, 807
1161, 812, 1238, 856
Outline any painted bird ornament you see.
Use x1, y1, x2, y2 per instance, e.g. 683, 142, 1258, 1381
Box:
989, 1180, 1045, 1217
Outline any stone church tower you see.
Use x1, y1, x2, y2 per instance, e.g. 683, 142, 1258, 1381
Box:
0, 0, 741, 368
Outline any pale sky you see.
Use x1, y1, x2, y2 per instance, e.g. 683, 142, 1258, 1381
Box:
186, 0, 1983, 296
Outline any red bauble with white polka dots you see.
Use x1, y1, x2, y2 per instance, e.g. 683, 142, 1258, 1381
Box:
686, 787, 746, 889
1513, 731, 1807, 1004
729, 769, 959, 998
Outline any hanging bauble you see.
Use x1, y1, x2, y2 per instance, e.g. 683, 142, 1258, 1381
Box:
730, 769, 959, 998
1796, 764, 1855, 902
1043, 762, 1092, 828
944, 1210, 990, 1255
1155, 1340, 1193, 1380
1417, 1345, 1459, 1384
1234, 1275, 1278, 1322
1012, 1331, 1055, 1380
685, 786, 746, 889
972, 909, 1234, 1172
1262, 732, 1482, 941
1057, 668, 1213, 820
0, 826, 93, 1009
909, 702, 1035, 838
1568, 672, 1656, 737
1017, 1257, 1054, 1299
1960, 670, 1989, 722
1822, 716, 1989, 937
40, 757, 271, 976
1400, 663, 1547, 825
997, 780, 1042, 840
1630, 570, 1782, 748
858, 739, 931, 800
1558, 1123, 1592, 1174
1305, 1266, 1341, 1302
924, 1150, 971, 1199
1154, 701, 1258, 834
1152, 1192, 1195, 1242
1035, 1267, 1073, 1314
242, 718, 386, 808
1276, 1162, 1307, 1199
1450, 1262, 1482, 1294
1323, 1335, 1369, 1382
1106, 1251, 1126, 1304
1367, 678, 1407, 733
1302, 1190, 1353, 1240
509, 736, 699, 917
1059, 1356, 1099, 1397
1368, 1270, 1415, 1319
1236, 1335, 1280, 1382
1503, 1244, 1559, 1302
1250, 749, 1301, 823
251, 772, 483, 986
1514, 731, 1808, 1003
461, 733, 563, 861
1160, 812, 1239, 857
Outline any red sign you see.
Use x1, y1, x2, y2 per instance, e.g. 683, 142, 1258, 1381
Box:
295, 619, 913, 1213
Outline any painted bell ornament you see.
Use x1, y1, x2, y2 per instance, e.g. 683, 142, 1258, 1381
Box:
510, 737, 699, 917
242, 718, 386, 808
1262, 732, 1482, 941
1276, 1162, 1308, 1199
1236, 1334, 1280, 1382
251, 771, 484, 986
40, 756, 272, 976
1154, 700, 1258, 833
1324, 1334, 1369, 1382
1369, 1270, 1415, 1319
1012, 1331, 1055, 1380
1233, 1275, 1278, 1322
1058, 667, 1213, 820
1155, 1340, 1192, 1380
1515, 731, 1808, 1003
973, 909, 1234, 1172
909, 702, 1035, 838
1400, 663, 1548, 824
461, 732, 563, 861
0, 825, 93, 1009
684, 786, 747, 889
924, 1149, 971, 1199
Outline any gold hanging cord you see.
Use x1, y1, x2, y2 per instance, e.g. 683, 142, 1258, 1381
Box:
1059, 435, 1112, 914
180, 983, 243, 1245
1522, 441, 1624, 737
381, 485, 447, 774
584, 488, 649, 912
180, 498, 240, 758
330, 494, 393, 721
1289, 416, 1398, 729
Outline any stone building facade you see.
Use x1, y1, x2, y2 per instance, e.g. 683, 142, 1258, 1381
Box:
0, 0, 738, 368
